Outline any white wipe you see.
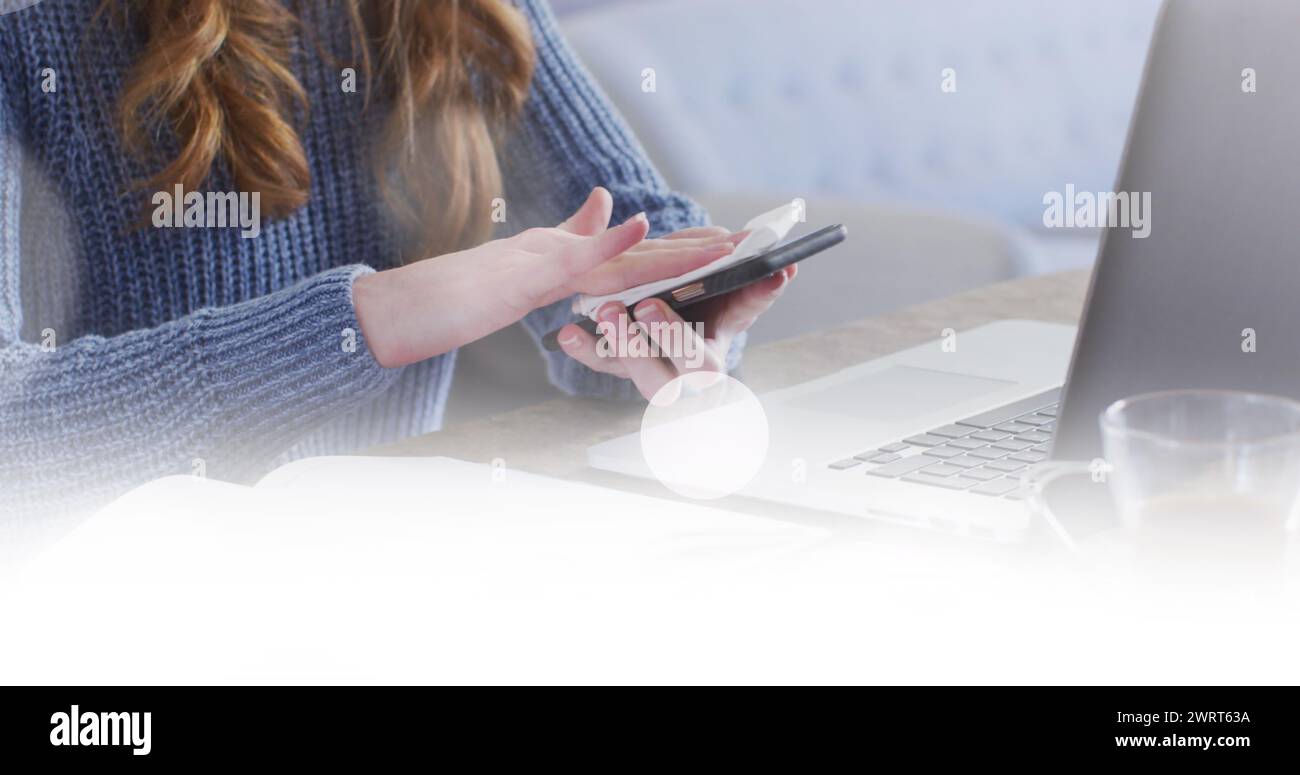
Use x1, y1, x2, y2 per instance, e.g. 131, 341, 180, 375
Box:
572, 200, 804, 319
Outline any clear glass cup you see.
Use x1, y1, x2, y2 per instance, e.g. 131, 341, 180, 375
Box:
1026, 390, 1300, 572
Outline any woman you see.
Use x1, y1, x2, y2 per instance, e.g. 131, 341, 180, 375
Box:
0, 0, 795, 517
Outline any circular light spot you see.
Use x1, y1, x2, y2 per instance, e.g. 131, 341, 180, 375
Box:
640, 372, 769, 500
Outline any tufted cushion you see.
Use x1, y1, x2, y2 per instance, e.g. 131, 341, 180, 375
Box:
560, 0, 1161, 229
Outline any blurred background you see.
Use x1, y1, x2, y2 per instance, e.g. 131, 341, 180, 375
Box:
445, 0, 1163, 424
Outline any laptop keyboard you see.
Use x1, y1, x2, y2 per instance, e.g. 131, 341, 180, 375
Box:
826, 387, 1062, 499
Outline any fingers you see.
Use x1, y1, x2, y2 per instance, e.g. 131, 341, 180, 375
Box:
624, 231, 744, 254
522, 217, 744, 300
539, 213, 650, 294
514, 215, 737, 310
662, 227, 750, 243
624, 232, 748, 260
558, 187, 613, 236
662, 225, 730, 240
598, 304, 677, 400
714, 264, 797, 335
527, 210, 736, 255
555, 323, 629, 378
558, 298, 750, 399
632, 299, 724, 374
565, 303, 675, 400
599, 231, 745, 290
577, 240, 734, 295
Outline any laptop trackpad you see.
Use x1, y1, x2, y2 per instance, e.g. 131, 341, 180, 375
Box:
788, 365, 1014, 422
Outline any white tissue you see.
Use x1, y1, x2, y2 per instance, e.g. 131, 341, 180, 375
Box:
572, 200, 804, 319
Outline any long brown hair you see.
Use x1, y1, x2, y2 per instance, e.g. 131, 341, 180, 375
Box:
112, 0, 535, 258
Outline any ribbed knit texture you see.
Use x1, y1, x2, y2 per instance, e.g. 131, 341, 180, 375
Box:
0, 0, 728, 524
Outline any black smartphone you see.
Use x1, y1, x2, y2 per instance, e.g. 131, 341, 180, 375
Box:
541, 223, 847, 350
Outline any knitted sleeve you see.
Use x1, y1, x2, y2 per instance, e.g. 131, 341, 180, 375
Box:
503, 0, 746, 400
0, 94, 400, 520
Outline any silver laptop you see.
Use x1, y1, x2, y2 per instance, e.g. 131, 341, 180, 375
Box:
589, 0, 1300, 538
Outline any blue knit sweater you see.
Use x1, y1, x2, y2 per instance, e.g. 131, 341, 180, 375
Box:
0, 0, 721, 519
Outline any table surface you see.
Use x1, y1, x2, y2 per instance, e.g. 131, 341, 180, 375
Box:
373, 270, 1092, 481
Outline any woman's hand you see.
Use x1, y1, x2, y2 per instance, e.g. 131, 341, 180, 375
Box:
555, 231, 797, 400
353, 187, 735, 368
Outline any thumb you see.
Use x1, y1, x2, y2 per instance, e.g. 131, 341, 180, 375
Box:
558, 187, 614, 236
